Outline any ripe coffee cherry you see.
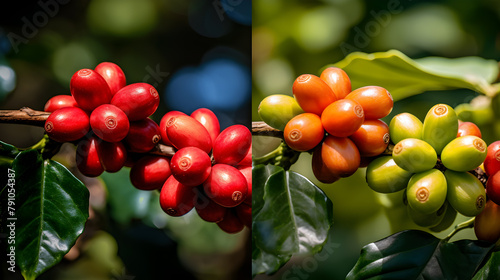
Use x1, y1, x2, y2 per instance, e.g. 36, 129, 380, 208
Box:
191, 108, 220, 144
90, 104, 129, 142
203, 164, 248, 208
320, 67, 351, 99
444, 170, 486, 217
321, 136, 360, 177
345, 86, 393, 119
235, 203, 252, 228
125, 118, 161, 153
166, 115, 212, 154
45, 107, 90, 142
392, 138, 437, 173
237, 144, 252, 167
458, 121, 482, 138
486, 172, 500, 205
284, 113, 324, 152
258, 94, 304, 131
159, 110, 187, 146
389, 113, 423, 144
94, 62, 126, 95
238, 165, 252, 205
312, 145, 340, 184
441, 136, 487, 172
170, 147, 211, 187
44, 95, 78, 112
422, 104, 458, 155
321, 99, 364, 137
194, 188, 227, 223
160, 175, 196, 217
407, 202, 447, 228
430, 202, 457, 233
111, 83, 160, 121
217, 209, 244, 234
96, 140, 127, 173
292, 74, 337, 115
75, 135, 103, 177
407, 169, 447, 214
474, 200, 500, 243
213, 125, 252, 166
70, 68, 112, 111
349, 119, 389, 157
365, 156, 412, 193
130, 156, 171, 190
484, 141, 500, 176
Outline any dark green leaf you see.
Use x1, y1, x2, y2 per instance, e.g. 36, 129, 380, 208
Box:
0, 140, 20, 158
13, 150, 89, 280
347, 230, 494, 280
330, 50, 499, 100
252, 234, 291, 278
252, 164, 333, 275
473, 250, 500, 280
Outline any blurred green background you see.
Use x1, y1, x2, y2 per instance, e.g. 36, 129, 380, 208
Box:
0, 1, 251, 280
252, 0, 500, 279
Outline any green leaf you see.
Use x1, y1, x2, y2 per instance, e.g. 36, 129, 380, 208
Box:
331, 50, 499, 100
473, 249, 500, 279
252, 164, 334, 275
347, 230, 494, 280
13, 150, 89, 280
0, 140, 20, 158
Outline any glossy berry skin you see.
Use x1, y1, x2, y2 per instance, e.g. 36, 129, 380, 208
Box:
45, 107, 90, 143
194, 188, 227, 223
90, 104, 129, 142
312, 145, 340, 184
349, 119, 389, 157
474, 200, 500, 243
235, 202, 252, 228
284, 113, 324, 152
365, 156, 412, 193
160, 175, 196, 217
389, 113, 423, 144
217, 209, 244, 234
422, 104, 458, 155
292, 74, 337, 115
441, 136, 487, 172
484, 141, 500, 176
345, 86, 393, 119
96, 140, 127, 173
238, 165, 252, 205
407, 202, 447, 228
170, 147, 212, 187
166, 115, 212, 154
407, 169, 447, 214
75, 135, 103, 177
94, 62, 126, 95
44, 95, 78, 112
458, 121, 482, 138
125, 118, 161, 153
213, 125, 252, 166
320, 67, 351, 99
111, 83, 160, 121
191, 108, 220, 144
430, 202, 457, 233
258, 94, 304, 131
159, 110, 187, 146
203, 164, 248, 208
70, 68, 112, 111
444, 170, 485, 217
321, 136, 360, 177
487, 172, 500, 206
130, 156, 171, 190
321, 99, 364, 137
237, 144, 252, 167
392, 138, 437, 173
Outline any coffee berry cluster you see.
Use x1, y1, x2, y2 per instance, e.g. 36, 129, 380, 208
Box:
258, 67, 393, 183
43, 62, 251, 234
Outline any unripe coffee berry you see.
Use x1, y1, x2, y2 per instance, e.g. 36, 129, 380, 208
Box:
90, 104, 129, 142
366, 156, 412, 193
130, 156, 171, 190
258, 94, 304, 131
441, 135, 487, 172
45, 107, 90, 142
44, 95, 78, 112
392, 138, 437, 173
389, 112, 423, 144
125, 118, 161, 153
111, 83, 160, 121
170, 147, 211, 187
75, 135, 103, 177
407, 169, 447, 214
70, 68, 112, 111
203, 164, 248, 208
458, 121, 482, 138
94, 62, 126, 95
191, 108, 220, 144
160, 175, 196, 217
422, 104, 458, 155
444, 170, 485, 217
213, 125, 252, 166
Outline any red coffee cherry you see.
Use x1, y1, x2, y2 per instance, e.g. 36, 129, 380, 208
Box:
70, 68, 112, 111
217, 209, 244, 234
44, 95, 78, 112
484, 141, 500, 176
94, 62, 126, 95
292, 74, 337, 115
191, 108, 220, 144
487, 171, 500, 205
159, 111, 187, 146
284, 113, 324, 152
160, 175, 196, 217
170, 147, 212, 187
312, 145, 340, 184
75, 135, 103, 177
194, 187, 227, 223
320, 67, 352, 99
235, 202, 252, 228
237, 143, 252, 167
45, 107, 90, 142
90, 104, 129, 142
321, 135, 360, 177
238, 165, 252, 205
349, 119, 390, 157
111, 83, 160, 121
213, 125, 252, 166
321, 99, 364, 137
166, 115, 212, 154
125, 118, 161, 153
458, 121, 482, 138
203, 164, 248, 208
345, 86, 393, 119
130, 156, 171, 190
96, 141, 127, 173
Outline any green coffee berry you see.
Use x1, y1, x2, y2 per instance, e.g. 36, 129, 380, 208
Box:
441, 135, 487, 172
389, 112, 423, 144
258, 94, 304, 131
392, 138, 437, 173
407, 169, 447, 214
444, 170, 486, 217
429, 201, 457, 232
366, 156, 413, 193
407, 202, 447, 228
422, 104, 458, 155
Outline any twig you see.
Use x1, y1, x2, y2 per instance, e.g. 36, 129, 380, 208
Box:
251, 121, 283, 138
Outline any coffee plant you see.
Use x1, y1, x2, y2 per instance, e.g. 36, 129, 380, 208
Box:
252, 50, 500, 279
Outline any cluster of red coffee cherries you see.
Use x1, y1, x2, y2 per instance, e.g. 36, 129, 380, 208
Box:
43, 62, 251, 234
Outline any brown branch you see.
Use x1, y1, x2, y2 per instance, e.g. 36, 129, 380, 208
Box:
252, 121, 283, 138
